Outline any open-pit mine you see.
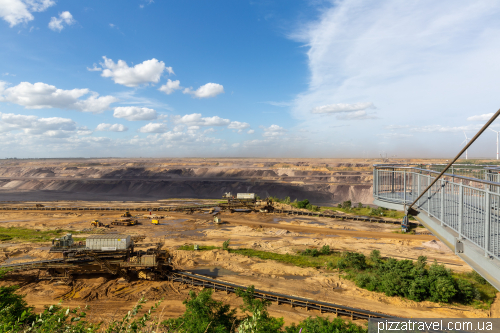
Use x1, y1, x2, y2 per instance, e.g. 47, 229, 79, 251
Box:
0, 158, 498, 326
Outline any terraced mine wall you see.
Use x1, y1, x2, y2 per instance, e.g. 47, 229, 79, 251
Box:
0, 159, 374, 205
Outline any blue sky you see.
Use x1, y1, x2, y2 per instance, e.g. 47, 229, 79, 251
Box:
1, 0, 500, 158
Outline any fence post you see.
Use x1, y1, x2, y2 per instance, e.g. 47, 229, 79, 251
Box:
485, 187, 491, 258
403, 170, 406, 204
459, 181, 464, 240
417, 173, 421, 207
440, 179, 445, 226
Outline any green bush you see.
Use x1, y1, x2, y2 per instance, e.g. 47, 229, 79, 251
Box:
284, 316, 367, 333
163, 289, 237, 332
222, 239, 230, 251
301, 248, 319, 257
341, 200, 352, 209
320, 245, 330, 255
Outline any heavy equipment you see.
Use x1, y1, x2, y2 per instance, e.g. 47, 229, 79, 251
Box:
151, 219, 159, 225
111, 218, 138, 226
50, 234, 85, 252
90, 220, 109, 228
121, 211, 132, 218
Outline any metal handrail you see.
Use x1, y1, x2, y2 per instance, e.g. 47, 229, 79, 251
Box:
374, 165, 500, 187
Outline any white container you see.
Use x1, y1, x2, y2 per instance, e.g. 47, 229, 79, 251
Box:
236, 193, 255, 199
86, 234, 131, 251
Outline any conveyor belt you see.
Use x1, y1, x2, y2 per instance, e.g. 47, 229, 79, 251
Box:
169, 271, 396, 320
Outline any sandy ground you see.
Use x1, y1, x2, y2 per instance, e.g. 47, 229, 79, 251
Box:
0, 200, 496, 324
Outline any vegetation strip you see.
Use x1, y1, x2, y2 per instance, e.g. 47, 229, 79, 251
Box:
178, 244, 496, 308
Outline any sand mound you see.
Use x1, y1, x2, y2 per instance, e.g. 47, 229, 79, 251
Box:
422, 240, 450, 252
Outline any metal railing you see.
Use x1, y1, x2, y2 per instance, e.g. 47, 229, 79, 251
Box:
373, 165, 500, 260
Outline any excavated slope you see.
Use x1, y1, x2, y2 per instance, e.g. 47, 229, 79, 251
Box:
0, 159, 374, 205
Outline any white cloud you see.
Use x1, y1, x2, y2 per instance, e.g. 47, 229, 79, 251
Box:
288, 0, 500, 156
232, 143, 240, 148
183, 83, 224, 98
410, 124, 483, 133
263, 101, 293, 107
311, 102, 375, 114
95, 123, 128, 132
385, 125, 410, 130
467, 113, 493, 121
138, 122, 168, 133
113, 106, 157, 121
0, 0, 54, 27
336, 110, 377, 120
377, 133, 413, 139
172, 113, 230, 126
0, 81, 117, 113
98, 57, 169, 87
158, 79, 181, 95
262, 124, 286, 137
0, 112, 77, 136
86, 64, 102, 72
228, 121, 250, 132
48, 11, 75, 32
247, 129, 255, 134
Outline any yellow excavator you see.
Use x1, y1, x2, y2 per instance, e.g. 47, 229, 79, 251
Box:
151, 219, 159, 225
121, 211, 132, 218
90, 220, 109, 228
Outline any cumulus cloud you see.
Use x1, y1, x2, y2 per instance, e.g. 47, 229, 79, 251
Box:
48, 11, 75, 32
311, 102, 375, 114
138, 122, 168, 133
262, 124, 286, 137
0, 112, 77, 136
0, 81, 117, 113
95, 123, 128, 132
228, 121, 250, 133
96, 57, 171, 87
86, 63, 102, 72
183, 83, 224, 98
172, 113, 230, 126
158, 79, 181, 95
467, 113, 493, 121
247, 129, 255, 134
0, 0, 55, 27
113, 106, 157, 121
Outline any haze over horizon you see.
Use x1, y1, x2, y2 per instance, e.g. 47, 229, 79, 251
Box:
1, 0, 500, 159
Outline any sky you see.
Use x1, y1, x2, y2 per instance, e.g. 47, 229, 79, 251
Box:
1, 0, 500, 159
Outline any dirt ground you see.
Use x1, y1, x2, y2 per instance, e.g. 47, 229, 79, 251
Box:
0, 200, 496, 325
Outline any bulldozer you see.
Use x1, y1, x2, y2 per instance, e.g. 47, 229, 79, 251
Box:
121, 211, 132, 218
90, 220, 109, 228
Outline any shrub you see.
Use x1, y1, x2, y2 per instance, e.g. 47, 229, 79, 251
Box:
296, 199, 310, 209
301, 249, 319, 257
284, 316, 367, 333
340, 251, 367, 270
320, 245, 330, 255
163, 289, 237, 332
222, 239, 230, 250
358, 202, 363, 209
341, 200, 352, 209
455, 279, 478, 304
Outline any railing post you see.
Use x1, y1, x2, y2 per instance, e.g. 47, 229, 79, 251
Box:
440, 179, 445, 226
403, 170, 406, 204
459, 181, 464, 240
373, 167, 377, 198
417, 173, 421, 207
485, 187, 491, 257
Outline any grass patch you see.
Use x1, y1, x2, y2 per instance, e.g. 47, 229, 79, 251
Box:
0, 226, 81, 243
177, 244, 219, 251
321, 204, 416, 220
